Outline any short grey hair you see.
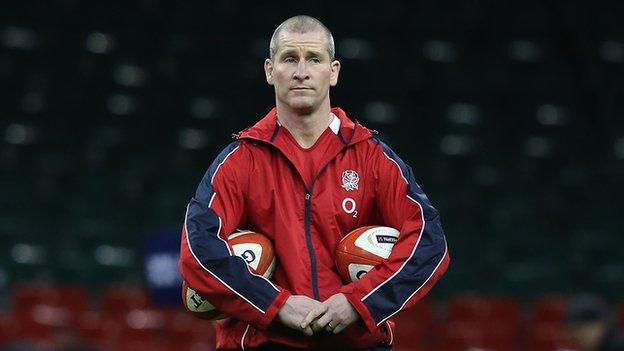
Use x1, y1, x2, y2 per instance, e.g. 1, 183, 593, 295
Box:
269, 15, 335, 60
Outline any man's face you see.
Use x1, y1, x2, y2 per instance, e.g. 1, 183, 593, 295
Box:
264, 30, 340, 114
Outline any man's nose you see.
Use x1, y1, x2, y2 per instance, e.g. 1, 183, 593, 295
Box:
293, 59, 309, 80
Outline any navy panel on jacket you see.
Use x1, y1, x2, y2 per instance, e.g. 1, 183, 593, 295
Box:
363, 141, 448, 324
185, 141, 280, 313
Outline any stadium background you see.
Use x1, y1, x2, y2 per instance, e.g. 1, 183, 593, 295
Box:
0, 0, 622, 350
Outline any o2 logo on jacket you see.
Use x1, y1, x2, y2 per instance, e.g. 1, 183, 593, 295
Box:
341, 170, 359, 191
342, 198, 358, 218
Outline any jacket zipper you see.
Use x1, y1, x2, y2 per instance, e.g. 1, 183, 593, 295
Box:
303, 137, 360, 301
304, 144, 352, 301
239, 127, 363, 302
304, 191, 320, 300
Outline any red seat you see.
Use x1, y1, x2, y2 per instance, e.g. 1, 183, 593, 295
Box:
102, 285, 151, 317
165, 310, 215, 347
449, 295, 488, 321
13, 283, 92, 332
442, 320, 484, 351
392, 300, 437, 351
479, 319, 521, 351
0, 312, 18, 344
56, 285, 89, 314
15, 305, 66, 342
533, 296, 568, 324
449, 295, 520, 324
441, 319, 519, 351
12, 283, 92, 347
118, 308, 166, 344
116, 339, 176, 351
443, 296, 523, 351
165, 310, 199, 342
528, 322, 572, 351
180, 340, 216, 351
13, 282, 60, 314
75, 311, 121, 344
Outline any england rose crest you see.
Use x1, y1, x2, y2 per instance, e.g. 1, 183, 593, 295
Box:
341, 170, 359, 191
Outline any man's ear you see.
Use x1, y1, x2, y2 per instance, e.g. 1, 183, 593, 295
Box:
330, 60, 341, 87
264, 59, 274, 85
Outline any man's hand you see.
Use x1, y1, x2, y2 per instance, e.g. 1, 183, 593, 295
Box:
277, 295, 323, 336
300, 293, 360, 334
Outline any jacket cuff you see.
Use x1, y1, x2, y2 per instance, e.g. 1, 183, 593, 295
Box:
256, 289, 291, 330
339, 285, 378, 333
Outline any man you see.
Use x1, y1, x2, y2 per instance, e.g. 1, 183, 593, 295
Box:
178, 15, 450, 350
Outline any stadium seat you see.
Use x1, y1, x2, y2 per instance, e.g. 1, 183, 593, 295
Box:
444, 296, 522, 351
14, 305, 65, 342
448, 295, 520, 323
532, 296, 568, 324
392, 300, 437, 350
75, 311, 121, 344
528, 322, 572, 351
116, 340, 175, 351
55, 284, 89, 314
102, 285, 151, 317
480, 319, 521, 351
13, 282, 60, 314
444, 295, 522, 350
0, 312, 18, 345
442, 318, 520, 351
441, 320, 485, 351
12, 283, 89, 323
118, 309, 166, 344
165, 310, 216, 348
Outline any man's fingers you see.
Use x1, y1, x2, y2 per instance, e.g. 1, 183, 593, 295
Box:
333, 323, 347, 334
313, 312, 332, 330
311, 322, 324, 334
300, 305, 327, 329
325, 321, 336, 332
311, 311, 331, 333
302, 325, 314, 336
310, 313, 325, 333
312, 312, 333, 333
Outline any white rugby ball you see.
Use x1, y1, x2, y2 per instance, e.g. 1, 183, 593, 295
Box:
335, 226, 399, 282
182, 230, 276, 319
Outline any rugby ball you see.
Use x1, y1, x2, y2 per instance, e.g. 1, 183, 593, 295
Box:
182, 230, 276, 319
335, 226, 399, 282
182, 280, 227, 320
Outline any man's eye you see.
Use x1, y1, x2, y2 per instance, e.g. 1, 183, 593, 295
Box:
309, 57, 320, 63
284, 57, 296, 63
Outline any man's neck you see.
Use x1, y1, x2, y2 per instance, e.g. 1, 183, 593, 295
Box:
276, 104, 334, 149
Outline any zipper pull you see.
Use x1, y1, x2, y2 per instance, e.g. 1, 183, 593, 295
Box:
305, 193, 311, 201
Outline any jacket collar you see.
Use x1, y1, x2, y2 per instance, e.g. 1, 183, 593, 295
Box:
236, 107, 375, 146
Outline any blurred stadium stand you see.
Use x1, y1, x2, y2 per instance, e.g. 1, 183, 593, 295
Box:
0, 0, 622, 350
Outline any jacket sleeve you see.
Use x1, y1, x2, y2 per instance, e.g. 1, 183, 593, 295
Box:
339, 140, 450, 333
178, 141, 290, 329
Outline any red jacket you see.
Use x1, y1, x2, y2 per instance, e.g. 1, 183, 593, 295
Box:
179, 107, 450, 350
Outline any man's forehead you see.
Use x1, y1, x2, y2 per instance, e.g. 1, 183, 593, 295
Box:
275, 31, 327, 53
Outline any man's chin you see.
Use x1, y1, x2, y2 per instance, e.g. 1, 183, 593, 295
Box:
286, 100, 316, 114
293, 104, 314, 113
